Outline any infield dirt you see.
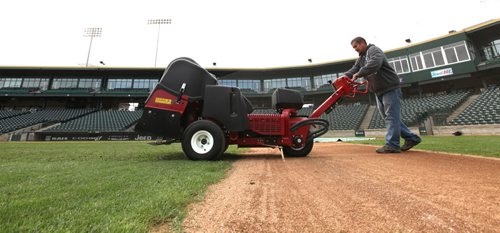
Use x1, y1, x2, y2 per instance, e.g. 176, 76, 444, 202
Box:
181, 142, 500, 232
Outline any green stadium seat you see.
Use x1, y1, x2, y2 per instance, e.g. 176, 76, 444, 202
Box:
46, 109, 143, 133
369, 90, 472, 129
0, 108, 96, 134
449, 86, 499, 125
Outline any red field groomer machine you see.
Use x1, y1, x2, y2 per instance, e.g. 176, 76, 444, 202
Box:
135, 58, 368, 160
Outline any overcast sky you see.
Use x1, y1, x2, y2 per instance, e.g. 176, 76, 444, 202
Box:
0, 0, 498, 69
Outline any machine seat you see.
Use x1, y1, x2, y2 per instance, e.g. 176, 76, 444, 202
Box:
272, 88, 303, 110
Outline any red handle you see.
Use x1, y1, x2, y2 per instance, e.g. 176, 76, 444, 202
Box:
352, 80, 369, 94
333, 76, 369, 97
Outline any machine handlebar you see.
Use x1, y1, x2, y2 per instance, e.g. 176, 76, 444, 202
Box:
333, 76, 369, 98
309, 76, 369, 118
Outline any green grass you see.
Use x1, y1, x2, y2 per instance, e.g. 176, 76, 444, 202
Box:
347, 135, 500, 158
0, 142, 243, 232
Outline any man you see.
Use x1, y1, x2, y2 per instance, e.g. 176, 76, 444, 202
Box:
342, 37, 421, 153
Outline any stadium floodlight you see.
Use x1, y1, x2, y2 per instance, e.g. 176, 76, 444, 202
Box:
148, 18, 172, 68
83, 27, 102, 67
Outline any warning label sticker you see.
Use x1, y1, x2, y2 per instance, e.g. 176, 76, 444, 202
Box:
155, 97, 172, 104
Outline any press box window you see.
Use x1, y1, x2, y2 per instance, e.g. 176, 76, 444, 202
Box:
78, 79, 102, 89
388, 56, 410, 74
443, 41, 470, 64
52, 78, 78, 89
107, 79, 132, 90
0, 78, 22, 88
22, 78, 49, 90
238, 80, 260, 91
219, 79, 237, 87
410, 54, 424, 71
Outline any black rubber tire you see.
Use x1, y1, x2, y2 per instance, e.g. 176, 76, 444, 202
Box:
283, 141, 314, 157
181, 120, 225, 160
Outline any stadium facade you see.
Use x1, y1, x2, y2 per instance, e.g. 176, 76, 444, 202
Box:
1, 19, 499, 141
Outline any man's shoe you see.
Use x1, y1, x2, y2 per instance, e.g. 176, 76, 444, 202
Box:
401, 137, 421, 151
375, 145, 401, 153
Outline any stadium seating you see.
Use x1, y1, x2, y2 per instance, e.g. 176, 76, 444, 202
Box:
267, 88, 277, 94
319, 103, 368, 130
448, 86, 500, 125
251, 108, 277, 114
316, 84, 333, 92
46, 109, 143, 132
240, 88, 260, 96
287, 86, 307, 92
1, 88, 494, 136
0, 110, 28, 119
0, 108, 96, 134
298, 108, 314, 116
368, 90, 471, 129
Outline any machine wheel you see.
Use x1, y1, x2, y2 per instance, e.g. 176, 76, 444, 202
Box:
283, 141, 314, 157
182, 120, 225, 160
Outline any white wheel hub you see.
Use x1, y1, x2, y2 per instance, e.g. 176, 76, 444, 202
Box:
191, 130, 214, 154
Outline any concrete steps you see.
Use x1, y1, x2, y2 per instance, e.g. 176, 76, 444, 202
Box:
446, 94, 480, 122
359, 105, 376, 129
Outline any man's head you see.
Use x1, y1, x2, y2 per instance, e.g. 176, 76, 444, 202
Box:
351, 37, 368, 55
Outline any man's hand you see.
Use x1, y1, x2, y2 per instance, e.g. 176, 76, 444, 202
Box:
353, 73, 360, 80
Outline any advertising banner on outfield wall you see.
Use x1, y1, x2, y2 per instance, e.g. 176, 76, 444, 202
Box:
40, 133, 160, 141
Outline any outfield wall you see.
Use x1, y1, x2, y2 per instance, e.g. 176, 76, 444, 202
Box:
2, 124, 499, 141
431, 124, 500, 136
322, 124, 500, 138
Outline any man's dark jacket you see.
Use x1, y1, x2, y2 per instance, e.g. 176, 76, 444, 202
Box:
344, 44, 400, 96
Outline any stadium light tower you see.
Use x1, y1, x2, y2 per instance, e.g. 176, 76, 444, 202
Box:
148, 18, 172, 67
83, 27, 102, 67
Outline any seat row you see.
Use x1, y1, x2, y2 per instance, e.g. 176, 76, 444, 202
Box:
449, 86, 500, 125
